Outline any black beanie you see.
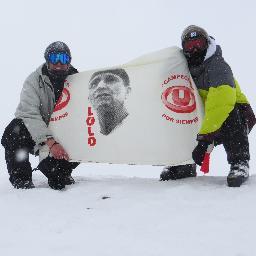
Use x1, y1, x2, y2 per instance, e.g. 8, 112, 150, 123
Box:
181, 25, 209, 45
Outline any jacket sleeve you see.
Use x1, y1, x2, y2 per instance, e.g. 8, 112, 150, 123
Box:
198, 60, 236, 138
199, 85, 236, 135
15, 74, 53, 146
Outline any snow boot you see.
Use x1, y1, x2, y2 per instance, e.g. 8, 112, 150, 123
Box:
9, 175, 34, 189
227, 161, 249, 187
47, 176, 66, 190
62, 169, 75, 185
160, 164, 197, 181
37, 157, 66, 190
63, 174, 75, 185
5, 149, 34, 189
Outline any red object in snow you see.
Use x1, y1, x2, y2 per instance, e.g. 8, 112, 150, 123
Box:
200, 152, 210, 174
200, 143, 214, 174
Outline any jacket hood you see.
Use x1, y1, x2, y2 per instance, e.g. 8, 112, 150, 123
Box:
204, 37, 222, 63
204, 37, 217, 60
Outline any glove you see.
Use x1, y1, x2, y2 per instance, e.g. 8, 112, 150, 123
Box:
192, 141, 210, 166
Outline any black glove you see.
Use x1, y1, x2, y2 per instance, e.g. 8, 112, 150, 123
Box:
192, 141, 210, 166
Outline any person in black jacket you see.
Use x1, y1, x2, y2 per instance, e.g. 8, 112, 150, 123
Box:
1, 41, 79, 190
181, 25, 255, 187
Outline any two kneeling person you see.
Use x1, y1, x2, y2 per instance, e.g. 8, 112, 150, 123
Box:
2, 28, 255, 190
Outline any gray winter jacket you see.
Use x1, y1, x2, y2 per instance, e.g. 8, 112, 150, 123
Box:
15, 64, 77, 153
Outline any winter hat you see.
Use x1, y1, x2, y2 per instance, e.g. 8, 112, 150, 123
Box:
44, 41, 71, 62
181, 25, 209, 45
89, 68, 130, 87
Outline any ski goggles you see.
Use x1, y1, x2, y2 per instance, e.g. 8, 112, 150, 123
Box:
47, 52, 71, 65
183, 37, 207, 52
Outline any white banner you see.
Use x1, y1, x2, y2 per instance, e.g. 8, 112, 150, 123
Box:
49, 47, 204, 165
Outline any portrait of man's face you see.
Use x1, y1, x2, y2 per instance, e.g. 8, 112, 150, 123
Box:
89, 70, 130, 110
88, 69, 131, 135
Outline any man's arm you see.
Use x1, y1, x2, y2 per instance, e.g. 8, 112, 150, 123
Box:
198, 61, 236, 142
15, 74, 54, 146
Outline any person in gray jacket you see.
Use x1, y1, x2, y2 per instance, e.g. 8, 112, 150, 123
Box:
1, 41, 79, 190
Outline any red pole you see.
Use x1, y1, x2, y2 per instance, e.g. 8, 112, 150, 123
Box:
200, 143, 214, 174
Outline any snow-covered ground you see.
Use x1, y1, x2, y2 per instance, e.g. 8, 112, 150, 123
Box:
1, 1, 256, 255
0, 164, 256, 256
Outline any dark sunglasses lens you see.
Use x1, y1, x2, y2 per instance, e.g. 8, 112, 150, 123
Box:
184, 38, 206, 52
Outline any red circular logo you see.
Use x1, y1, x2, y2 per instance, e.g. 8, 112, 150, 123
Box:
161, 86, 196, 113
53, 88, 71, 112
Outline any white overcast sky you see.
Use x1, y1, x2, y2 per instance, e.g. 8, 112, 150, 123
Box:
1, 0, 255, 110
0, 0, 255, 173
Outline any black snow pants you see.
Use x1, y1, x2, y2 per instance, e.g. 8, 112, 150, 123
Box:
1, 118, 79, 182
215, 104, 250, 164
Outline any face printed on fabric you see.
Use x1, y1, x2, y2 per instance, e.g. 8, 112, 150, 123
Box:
89, 73, 131, 110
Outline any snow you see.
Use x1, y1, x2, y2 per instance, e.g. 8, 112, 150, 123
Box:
1, 0, 256, 255
1, 166, 256, 256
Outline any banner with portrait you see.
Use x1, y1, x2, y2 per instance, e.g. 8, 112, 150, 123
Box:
49, 47, 204, 165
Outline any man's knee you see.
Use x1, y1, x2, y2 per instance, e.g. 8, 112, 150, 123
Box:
1, 118, 35, 151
